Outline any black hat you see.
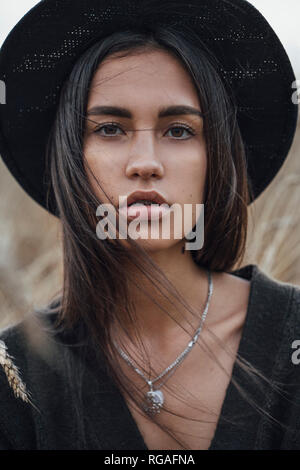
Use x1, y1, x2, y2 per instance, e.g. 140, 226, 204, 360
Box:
0, 0, 298, 217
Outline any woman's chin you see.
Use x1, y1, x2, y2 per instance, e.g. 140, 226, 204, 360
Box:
114, 235, 182, 253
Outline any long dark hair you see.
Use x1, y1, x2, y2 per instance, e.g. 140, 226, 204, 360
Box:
32, 26, 289, 449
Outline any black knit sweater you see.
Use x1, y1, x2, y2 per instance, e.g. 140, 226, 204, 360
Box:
0, 264, 300, 450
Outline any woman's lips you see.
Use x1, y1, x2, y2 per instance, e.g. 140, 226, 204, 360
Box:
118, 203, 170, 221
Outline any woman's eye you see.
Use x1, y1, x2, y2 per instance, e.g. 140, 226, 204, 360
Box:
166, 126, 195, 139
94, 123, 124, 137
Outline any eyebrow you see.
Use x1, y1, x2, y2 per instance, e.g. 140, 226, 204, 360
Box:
86, 105, 203, 119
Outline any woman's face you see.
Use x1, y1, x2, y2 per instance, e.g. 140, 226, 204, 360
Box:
83, 48, 207, 251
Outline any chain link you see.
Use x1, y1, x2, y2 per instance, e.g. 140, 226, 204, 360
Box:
113, 269, 213, 392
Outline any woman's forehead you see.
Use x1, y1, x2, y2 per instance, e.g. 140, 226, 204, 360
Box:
87, 49, 200, 110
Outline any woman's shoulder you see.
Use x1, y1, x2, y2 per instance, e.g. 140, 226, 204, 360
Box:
0, 310, 63, 368
219, 265, 300, 448
250, 264, 300, 325
0, 311, 121, 450
231, 263, 300, 315
219, 263, 300, 340
249, 266, 300, 448
0, 311, 76, 394
228, 263, 300, 385
0, 311, 76, 449
238, 264, 300, 353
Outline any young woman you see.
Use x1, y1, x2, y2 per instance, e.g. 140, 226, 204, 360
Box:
0, 0, 299, 450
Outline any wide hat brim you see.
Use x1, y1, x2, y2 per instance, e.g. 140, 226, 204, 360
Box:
0, 0, 298, 217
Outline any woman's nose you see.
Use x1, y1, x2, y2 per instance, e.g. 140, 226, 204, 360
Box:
125, 129, 164, 179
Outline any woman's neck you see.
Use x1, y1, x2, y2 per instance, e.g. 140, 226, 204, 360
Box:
115, 240, 210, 351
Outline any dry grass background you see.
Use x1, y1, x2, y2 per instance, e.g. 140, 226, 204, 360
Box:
0, 123, 300, 329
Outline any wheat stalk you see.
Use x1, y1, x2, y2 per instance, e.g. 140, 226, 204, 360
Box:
0, 339, 33, 405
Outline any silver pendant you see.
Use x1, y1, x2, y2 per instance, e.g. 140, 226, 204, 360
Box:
144, 389, 164, 415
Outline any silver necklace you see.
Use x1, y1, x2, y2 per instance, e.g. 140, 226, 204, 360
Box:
113, 269, 213, 416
